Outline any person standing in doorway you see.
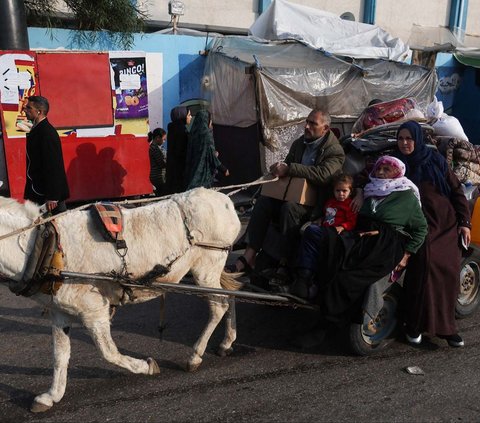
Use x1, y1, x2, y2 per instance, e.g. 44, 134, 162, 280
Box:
23, 96, 69, 215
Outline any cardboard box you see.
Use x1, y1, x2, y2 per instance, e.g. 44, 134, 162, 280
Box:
261, 176, 318, 206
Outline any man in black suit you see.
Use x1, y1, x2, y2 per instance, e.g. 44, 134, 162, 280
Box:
23, 96, 69, 214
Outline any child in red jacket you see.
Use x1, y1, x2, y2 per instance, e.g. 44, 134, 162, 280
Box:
320, 173, 357, 233
293, 173, 357, 299
300, 173, 357, 235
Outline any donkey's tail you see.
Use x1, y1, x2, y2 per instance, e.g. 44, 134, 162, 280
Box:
220, 271, 244, 291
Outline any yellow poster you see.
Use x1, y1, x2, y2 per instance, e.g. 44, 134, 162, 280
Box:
0, 53, 37, 138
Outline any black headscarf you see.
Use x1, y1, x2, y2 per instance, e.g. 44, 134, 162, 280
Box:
396, 120, 450, 197
170, 106, 188, 123
166, 106, 190, 194
184, 109, 222, 189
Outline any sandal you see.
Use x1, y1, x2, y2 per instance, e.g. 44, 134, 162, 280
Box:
225, 256, 253, 275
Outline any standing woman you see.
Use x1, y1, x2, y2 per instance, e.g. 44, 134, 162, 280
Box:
165, 107, 192, 194
148, 128, 167, 196
396, 120, 471, 347
184, 109, 229, 190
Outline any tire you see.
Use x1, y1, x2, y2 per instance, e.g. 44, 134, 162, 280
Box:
456, 254, 480, 319
349, 291, 399, 356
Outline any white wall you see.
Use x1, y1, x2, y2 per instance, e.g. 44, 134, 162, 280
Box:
56, 1, 480, 40
466, 0, 480, 37
148, 0, 257, 30
147, 0, 362, 31
376, 0, 450, 42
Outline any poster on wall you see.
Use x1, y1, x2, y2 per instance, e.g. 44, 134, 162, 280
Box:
110, 52, 148, 119
0, 52, 37, 138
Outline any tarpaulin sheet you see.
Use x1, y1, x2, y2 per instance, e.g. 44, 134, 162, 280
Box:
249, 0, 409, 61
203, 36, 437, 169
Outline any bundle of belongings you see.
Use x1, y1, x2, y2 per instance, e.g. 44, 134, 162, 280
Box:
425, 97, 475, 184
433, 137, 480, 184
352, 96, 476, 184
352, 97, 424, 135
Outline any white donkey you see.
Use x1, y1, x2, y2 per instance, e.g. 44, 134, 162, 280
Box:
0, 188, 241, 412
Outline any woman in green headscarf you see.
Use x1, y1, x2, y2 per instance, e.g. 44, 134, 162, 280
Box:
184, 109, 229, 189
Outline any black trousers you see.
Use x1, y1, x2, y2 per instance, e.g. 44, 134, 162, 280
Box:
247, 195, 312, 262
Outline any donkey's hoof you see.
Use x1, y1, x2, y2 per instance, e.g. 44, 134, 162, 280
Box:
147, 357, 160, 375
216, 347, 233, 357
31, 400, 52, 413
186, 361, 201, 372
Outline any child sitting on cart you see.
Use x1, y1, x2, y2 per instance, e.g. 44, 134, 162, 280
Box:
291, 155, 428, 348
285, 173, 358, 298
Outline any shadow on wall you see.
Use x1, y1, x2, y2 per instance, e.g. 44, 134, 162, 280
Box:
67, 143, 127, 199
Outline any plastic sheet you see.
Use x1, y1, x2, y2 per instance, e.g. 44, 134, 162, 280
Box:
249, 0, 409, 61
204, 36, 438, 169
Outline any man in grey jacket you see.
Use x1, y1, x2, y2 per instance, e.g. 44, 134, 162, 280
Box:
228, 108, 345, 284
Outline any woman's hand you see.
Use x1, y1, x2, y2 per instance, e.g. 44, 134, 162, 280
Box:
350, 188, 364, 213
335, 226, 344, 234
394, 251, 411, 272
458, 226, 471, 248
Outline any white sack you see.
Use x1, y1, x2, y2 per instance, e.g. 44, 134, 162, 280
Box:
433, 113, 469, 142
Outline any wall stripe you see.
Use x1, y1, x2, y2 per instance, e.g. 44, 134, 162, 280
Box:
258, 0, 272, 14
449, 0, 469, 33
363, 0, 376, 25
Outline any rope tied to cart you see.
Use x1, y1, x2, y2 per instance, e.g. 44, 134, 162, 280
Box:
0, 175, 278, 243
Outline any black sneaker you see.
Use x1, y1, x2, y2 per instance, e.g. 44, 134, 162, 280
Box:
438, 334, 465, 348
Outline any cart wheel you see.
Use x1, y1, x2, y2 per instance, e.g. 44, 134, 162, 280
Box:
349, 291, 399, 356
456, 255, 480, 319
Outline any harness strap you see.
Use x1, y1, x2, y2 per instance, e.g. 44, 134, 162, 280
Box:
171, 199, 231, 252
9, 222, 64, 297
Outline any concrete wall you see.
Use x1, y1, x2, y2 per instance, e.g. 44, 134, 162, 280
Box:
376, 0, 450, 43
52, 1, 480, 41
466, 0, 480, 37
28, 28, 207, 128
148, 0, 362, 31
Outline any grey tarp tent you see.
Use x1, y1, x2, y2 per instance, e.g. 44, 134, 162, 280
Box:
203, 36, 438, 179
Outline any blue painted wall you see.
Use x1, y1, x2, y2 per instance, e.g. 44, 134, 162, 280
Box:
454, 66, 480, 144
27, 27, 207, 128
435, 52, 479, 144
435, 53, 463, 113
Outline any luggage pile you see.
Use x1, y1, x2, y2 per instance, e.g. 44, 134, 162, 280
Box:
434, 137, 480, 185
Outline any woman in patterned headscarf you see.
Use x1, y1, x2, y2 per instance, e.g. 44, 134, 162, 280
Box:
165, 106, 191, 194
291, 155, 427, 345
396, 120, 471, 348
184, 109, 229, 190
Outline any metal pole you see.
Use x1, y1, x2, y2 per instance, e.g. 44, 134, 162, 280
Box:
0, 0, 30, 50
60, 270, 294, 303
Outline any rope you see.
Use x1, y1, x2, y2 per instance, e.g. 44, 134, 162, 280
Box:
0, 176, 278, 242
